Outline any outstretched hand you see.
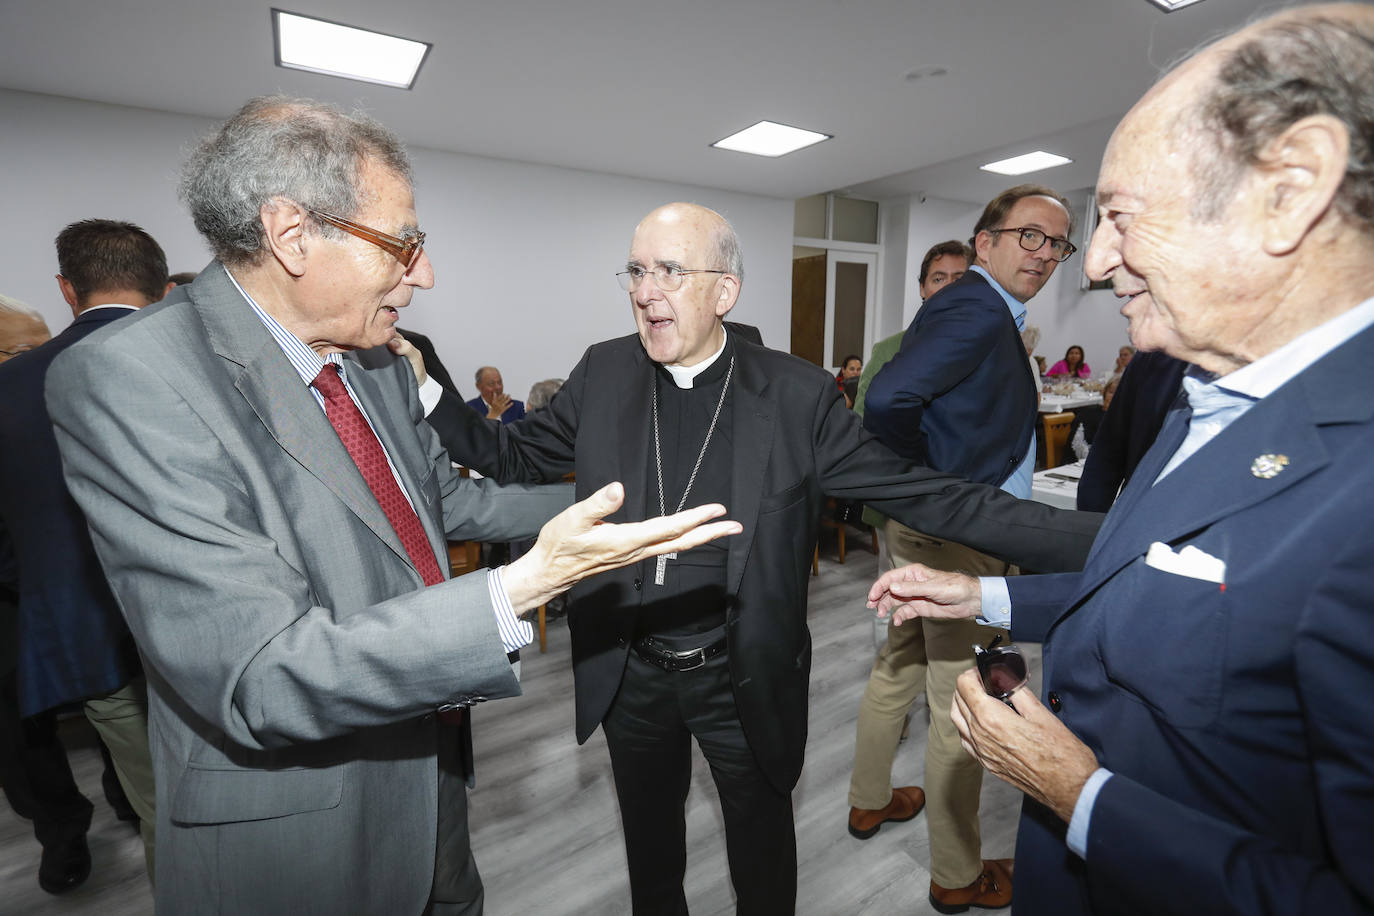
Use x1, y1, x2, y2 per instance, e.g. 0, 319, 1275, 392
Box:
502, 482, 742, 610
485, 393, 513, 420
867, 563, 982, 626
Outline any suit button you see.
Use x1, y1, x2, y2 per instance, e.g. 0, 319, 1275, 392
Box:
633, 578, 642, 590
1048, 692, 1062, 713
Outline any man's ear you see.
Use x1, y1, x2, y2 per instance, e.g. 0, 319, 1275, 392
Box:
1255, 113, 1349, 256
260, 198, 311, 277
714, 274, 741, 318
972, 229, 993, 266
56, 274, 79, 309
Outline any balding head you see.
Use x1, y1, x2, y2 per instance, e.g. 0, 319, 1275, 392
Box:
0, 296, 51, 363
625, 203, 743, 367
1085, 3, 1374, 375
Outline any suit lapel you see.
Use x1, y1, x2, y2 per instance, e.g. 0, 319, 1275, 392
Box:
615, 348, 653, 525
726, 345, 774, 598
193, 265, 412, 570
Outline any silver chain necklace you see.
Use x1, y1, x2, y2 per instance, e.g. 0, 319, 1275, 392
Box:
651, 355, 735, 586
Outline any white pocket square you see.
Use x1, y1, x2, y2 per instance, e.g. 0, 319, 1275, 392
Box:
1144, 542, 1226, 584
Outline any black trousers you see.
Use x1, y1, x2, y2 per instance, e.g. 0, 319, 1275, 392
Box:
602, 643, 796, 916
0, 672, 93, 851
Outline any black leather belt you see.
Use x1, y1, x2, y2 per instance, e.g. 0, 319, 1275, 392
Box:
632, 635, 727, 672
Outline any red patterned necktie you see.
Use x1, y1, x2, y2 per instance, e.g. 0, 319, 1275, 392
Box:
311, 364, 445, 587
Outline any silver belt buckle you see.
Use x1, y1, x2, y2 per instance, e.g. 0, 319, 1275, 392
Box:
673, 646, 708, 671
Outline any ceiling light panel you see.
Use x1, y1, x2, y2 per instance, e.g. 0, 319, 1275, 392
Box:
273, 10, 430, 89
1144, 0, 1207, 11
711, 121, 831, 158
980, 150, 1073, 176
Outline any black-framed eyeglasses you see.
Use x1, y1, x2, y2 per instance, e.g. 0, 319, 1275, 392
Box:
616, 264, 728, 292
308, 208, 426, 270
973, 633, 1028, 707
987, 227, 1077, 262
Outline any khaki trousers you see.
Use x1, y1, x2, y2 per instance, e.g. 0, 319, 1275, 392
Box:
848, 519, 1012, 888
83, 676, 156, 880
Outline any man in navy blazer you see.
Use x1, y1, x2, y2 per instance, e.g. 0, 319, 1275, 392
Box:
869, 6, 1374, 913
466, 365, 525, 423
854, 187, 1075, 911
0, 219, 171, 891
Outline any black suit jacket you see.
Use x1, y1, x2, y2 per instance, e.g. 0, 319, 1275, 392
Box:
429, 332, 1101, 790
0, 306, 141, 716
864, 271, 1037, 486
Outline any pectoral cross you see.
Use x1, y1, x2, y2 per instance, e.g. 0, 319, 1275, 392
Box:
654, 552, 677, 586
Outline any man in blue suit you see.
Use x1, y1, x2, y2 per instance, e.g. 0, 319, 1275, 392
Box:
853, 187, 1075, 912
869, 5, 1374, 913
466, 365, 525, 423
0, 219, 171, 891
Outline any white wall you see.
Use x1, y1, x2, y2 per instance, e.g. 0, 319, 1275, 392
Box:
0, 89, 793, 403
879, 190, 1133, 374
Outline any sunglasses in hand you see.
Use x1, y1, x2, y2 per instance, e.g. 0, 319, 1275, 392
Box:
973, 633, 1028, 709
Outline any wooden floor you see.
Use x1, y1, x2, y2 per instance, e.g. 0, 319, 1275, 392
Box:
0, 542, 1032, 915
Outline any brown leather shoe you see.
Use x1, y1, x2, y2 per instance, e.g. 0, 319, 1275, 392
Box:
928, 858, 1013, 914
847, 785, 925, 839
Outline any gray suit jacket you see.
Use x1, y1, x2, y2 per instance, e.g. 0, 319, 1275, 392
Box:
45, 263, 568, 914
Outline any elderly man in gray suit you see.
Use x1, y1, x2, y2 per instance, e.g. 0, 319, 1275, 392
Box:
44, 97, 738, 915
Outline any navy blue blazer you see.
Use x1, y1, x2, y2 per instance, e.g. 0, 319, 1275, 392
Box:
0, 306, 141, 716
465, 394, 525, 424
863, 271, 1036, 487
1077, 350, 1188, 511
1005, 323, 1374, 914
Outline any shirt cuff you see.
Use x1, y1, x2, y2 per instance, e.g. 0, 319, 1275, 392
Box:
1066, 768, 1114, 859
418, 375, 443, 417
976, 577, 1013, 628
487, 567, 533, 654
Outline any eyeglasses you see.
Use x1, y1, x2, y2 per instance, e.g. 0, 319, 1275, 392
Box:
973, 633, 1028, 708
616, 264, 728, 292
0, 346, 38, 358
308, 208, 426, 271
987, 227, 1077, 262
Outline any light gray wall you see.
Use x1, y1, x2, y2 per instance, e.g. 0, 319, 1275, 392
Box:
0, 89, 794, 402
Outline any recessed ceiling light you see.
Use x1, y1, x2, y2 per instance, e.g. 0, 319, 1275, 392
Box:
711, 121, 831, 158
273, 10, 431, 90
980, 150, 1073, 176
1144, 0, 1207, 11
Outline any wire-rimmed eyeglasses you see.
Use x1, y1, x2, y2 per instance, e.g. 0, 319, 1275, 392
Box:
308, 208, 426, 271
986, 227, 1077, 262
616, 264, 728, 292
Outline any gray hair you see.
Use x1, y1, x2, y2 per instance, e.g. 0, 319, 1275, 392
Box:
526, 378, 564, 411
180, 96, 413, 266
0, 293, 43, 320
474, 365, 498, 385
711, 216, 745, 281
1186, 13, 1374, 232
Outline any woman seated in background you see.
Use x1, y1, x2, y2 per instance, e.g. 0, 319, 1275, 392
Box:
1047, 344, 1091, 379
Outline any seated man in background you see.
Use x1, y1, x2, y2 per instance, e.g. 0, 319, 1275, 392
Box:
467, 365, 525, 423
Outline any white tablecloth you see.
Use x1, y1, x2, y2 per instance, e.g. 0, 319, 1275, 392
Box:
1031, 460, 1083, 509
1039, 392, 1102, 413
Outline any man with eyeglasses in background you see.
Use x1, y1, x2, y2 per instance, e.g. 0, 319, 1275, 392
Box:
43, 97, 740, 915
852, 184, 1076, 913
433, 201, 1101, 914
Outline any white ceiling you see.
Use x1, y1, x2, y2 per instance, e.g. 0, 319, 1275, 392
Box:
1, 0, 1302, 204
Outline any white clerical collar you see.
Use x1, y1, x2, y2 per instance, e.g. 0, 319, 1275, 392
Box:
663, 328, 728, 389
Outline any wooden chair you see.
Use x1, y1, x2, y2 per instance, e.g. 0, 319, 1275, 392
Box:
1041, 411, 1076, 469
814, 498, 879, 573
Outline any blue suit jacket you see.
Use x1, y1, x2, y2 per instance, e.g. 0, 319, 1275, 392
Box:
465, 394, 525, 424
0, 306, 141, 716
863, 270, 1036, 487
1005, 323, 1374, 914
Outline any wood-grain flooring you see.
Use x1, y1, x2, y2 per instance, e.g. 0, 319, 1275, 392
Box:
0, 543, 1029, 915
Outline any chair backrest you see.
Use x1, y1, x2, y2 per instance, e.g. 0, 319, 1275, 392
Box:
1042, 411, 1076, 469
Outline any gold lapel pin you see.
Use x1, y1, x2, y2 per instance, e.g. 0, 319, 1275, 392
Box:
1250, 453, 1289, 479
